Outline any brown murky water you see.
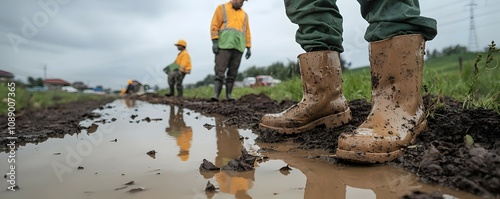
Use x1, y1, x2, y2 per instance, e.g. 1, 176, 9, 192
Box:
0, 99, 480, 199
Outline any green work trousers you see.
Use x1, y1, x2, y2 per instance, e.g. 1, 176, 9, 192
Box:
284, 0, 438, 52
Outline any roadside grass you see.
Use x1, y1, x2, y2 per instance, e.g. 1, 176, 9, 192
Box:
0, 84, 111, 114
6, 46, 496, 115
168, 47, 499, 112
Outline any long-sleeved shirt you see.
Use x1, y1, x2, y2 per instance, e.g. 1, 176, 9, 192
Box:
210, 2, 251, 53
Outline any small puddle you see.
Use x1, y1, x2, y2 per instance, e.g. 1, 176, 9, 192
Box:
0, 99, 480, 199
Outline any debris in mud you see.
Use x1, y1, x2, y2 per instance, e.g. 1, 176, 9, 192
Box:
87, 123, 98, 134
121, 174, 125, 176
279, 165, 292, 176
82, 112, 101, 119
111, 118, 117, 122
53, 152, 61, 155
205, 181, 217, 199
127, 187, 145, 193
124, 181, 135, 185
205, 180, 216, 192
203, 123, 215, 130
400, 190, 443, 199
146, 150, 157, 159
142, 117, 151, 122
114, 186, 128, 191
221, 149, 256, 172
77, 166, 84, 170
199, 159, 220, 179
199, 159, 220, 171
110, 139, 117, 142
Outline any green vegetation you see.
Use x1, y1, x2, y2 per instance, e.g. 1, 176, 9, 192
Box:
170, 42, 500, 111
0, 84, 110, 114
4, 43, 498, 115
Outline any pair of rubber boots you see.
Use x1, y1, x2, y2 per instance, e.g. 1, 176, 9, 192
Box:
211, 81, 235, 101
259, 34, 427, 163
165, 87, 183, 97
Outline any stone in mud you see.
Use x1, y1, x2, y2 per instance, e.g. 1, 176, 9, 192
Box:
114, 186, 128, 191
203, 123, 215, 130
146, 150, 157, 159
279, 165, 292, 176
124, 181, 135, 185
127, 187, 145, 193
221, 149, 256, 172
205, 180, 217, 199
87, 123, 98, 134
199, 159, 220, 171
205, 180, 216, 192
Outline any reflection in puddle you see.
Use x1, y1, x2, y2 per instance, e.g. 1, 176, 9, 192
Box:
165, 105, 192, 162
0, 100, 480, 199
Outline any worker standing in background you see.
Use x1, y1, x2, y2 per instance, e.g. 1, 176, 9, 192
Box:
164, 39, 192, 97
210, 0, 251, 102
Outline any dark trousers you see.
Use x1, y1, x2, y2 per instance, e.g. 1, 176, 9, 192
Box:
284, 0, 437, 52
214, 49, 243, 84
168, 71, 186, 90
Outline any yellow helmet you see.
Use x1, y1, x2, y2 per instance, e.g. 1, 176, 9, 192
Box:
127, 79, 133, 84
174, 39, 187, 47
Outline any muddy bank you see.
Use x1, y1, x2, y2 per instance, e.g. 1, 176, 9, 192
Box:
134, 93, 500, 198
2, 92, 498, 197
0, 97, 115, 150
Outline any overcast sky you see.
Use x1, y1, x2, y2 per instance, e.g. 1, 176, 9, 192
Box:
1, 0, 498, 90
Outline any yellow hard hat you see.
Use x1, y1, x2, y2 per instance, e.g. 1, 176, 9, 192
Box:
175, 39, 187, 47
127, 79, 133, 84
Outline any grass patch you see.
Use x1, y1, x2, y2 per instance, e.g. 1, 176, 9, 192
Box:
0, 84, 111, 114
162, 48, 500, 111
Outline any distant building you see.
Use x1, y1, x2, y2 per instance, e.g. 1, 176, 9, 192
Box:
0, 70, 14, 82
44, 78, 70, 90
72, 81, 88, 91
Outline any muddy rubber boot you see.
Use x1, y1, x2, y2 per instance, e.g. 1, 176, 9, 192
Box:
259, 51, 352, 134
226, 82, 235, 101
336, 34, 427, 163
211, 80, 223, 102
165, 86, 175, 97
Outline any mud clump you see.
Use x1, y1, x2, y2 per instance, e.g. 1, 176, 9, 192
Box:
221, 149, 257, 172
199, 159, 220, 171
137, 93, 499, 197
400, 191, 443, 199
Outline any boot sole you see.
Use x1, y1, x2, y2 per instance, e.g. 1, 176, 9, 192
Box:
335, 119, 427, 164
259, 107, 352, 134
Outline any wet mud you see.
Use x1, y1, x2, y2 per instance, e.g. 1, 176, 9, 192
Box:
133, 93, 500, 198
1, 93, 498, 198
0, 98, 114, 150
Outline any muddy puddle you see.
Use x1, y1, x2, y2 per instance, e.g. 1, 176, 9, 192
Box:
0, 99, 481, 199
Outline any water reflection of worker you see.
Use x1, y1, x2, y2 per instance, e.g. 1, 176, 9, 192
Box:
214, 118, 254, 198
120, 98, 136, 108
165, 105, 192, 161
262, 150, 421, 199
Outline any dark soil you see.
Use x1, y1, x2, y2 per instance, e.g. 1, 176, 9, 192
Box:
0, 98, 115, 151
2, 93, 499, 198
134, 93, 500, 198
